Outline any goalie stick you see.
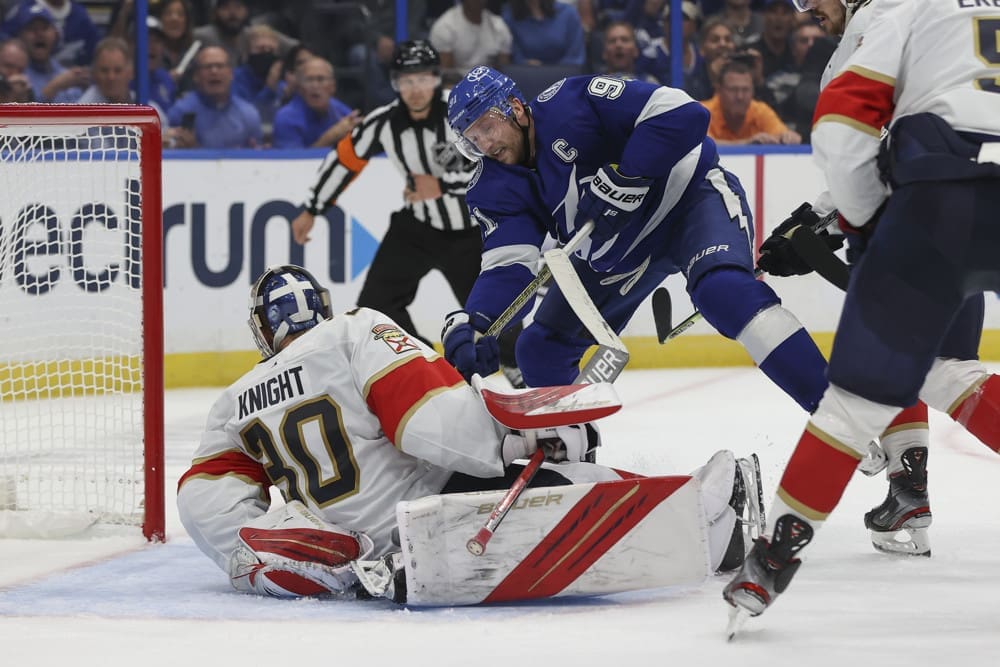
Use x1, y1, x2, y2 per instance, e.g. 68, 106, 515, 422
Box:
651, 210, 841, 343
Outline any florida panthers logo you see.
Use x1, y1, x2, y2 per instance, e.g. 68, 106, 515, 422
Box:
372, 324, 419, 354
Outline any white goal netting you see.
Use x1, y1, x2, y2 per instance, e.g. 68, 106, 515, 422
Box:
0, 120, 155, 538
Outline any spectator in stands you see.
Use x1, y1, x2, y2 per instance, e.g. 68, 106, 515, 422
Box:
576, 0, 630, 34
600, 21, 654, 82
232, 24, 284, 125
765, 21, 833, 140
271, 57, 361, 149
626, 0, 667, 39
757, 0, 795, 78
429, 0, 511, 76
685, 15, 733, 101
274, 43, 312, 107
77, 37, 132, 104
14, 4, 84, 102
157, 0, 198, 91
2, 0, 99, 66
503, 0, 586, 66
710, 0, 764, 49
193, 0, 296, 68
138, 16, 178, 111
0, 37, 33, 101
702, 59, 800, 144
636, 0, 701, 86
165, 45, 262, 149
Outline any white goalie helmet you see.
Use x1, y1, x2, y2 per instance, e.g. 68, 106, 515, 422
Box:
248, 264, 333, 358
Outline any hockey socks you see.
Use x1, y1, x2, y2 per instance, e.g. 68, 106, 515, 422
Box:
950, 374, 1000, 453
771, 423, 862, 533
880, 401, 930, 475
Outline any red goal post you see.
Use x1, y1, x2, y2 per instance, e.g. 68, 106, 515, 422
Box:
0, 105, 164, 540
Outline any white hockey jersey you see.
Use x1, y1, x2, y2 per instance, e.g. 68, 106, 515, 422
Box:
177, 308, 507, 571
811, 0, 1000, 225
810, 0, 900, 217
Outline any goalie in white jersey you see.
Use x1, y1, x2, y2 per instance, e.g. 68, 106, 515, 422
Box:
724, 0, 1000, 632
178, 265, 763, 601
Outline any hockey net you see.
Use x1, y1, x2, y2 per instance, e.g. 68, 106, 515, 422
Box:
0, 105, 164, 540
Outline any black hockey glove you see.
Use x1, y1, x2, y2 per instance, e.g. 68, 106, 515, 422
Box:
577, 163, 653, 248
757, 202, 844, 277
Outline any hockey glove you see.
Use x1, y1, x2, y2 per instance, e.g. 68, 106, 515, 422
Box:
577, 163, 653, 248
757, 202, 844, 277
442, 310, 500, 383
229, 501, 374, 598
501, 423, 601, 465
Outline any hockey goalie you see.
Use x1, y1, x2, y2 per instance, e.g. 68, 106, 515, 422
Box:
177, 265, 763, 604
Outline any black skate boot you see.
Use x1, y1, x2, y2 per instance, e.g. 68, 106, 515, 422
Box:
723, 514, 813, 636
864, 446, 931, 556
717, 454, 765, 573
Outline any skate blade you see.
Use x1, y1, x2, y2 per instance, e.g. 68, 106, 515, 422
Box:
870, 527, 931, 557
726, 605, 751, 641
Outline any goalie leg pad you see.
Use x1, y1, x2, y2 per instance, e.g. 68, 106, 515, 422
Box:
229, 500, 375, 598
395, 476, 710, 606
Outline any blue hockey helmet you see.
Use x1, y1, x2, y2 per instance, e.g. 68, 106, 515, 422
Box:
248, 264, 332, 358
447, 66, 526, 159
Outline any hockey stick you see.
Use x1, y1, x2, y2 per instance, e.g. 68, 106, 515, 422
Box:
485, 221, 595, 337
467, 445, 545, 556
466, 376, 623, 555
651, 210, 841, 343
789, 223, 850, 290
544, 248, 630, 384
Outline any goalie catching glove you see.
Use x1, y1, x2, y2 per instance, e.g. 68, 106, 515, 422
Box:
229, 500, 375, 598
501, 422, 601, 465
757, 202, 844, 277
577, 163, 653, 248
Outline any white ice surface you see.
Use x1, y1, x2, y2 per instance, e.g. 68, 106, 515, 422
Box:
2, 367, 999, 666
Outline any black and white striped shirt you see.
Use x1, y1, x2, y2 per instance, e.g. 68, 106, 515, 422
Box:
302, 89, 477, 232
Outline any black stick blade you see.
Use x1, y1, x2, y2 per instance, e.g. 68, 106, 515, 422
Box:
652, 287, 673, 344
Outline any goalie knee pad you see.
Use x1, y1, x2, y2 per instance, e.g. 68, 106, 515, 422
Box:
229, 500, 374, 598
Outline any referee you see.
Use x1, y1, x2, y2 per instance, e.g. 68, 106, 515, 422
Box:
291, 40, 519, 379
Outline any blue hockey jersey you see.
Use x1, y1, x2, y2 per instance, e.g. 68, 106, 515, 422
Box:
464, 75, 718, 326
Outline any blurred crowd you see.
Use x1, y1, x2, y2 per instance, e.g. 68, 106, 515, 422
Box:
0, 0, 837, 148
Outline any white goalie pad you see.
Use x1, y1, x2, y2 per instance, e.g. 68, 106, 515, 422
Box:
395, 476, 710, 606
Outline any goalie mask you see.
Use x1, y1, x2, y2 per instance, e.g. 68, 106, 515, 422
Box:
447, 65, 527, 161
248, 265, 332, 358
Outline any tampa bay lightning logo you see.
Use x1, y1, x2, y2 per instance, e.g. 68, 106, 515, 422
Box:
466, 66, 491, 82
537, 78, 565, 103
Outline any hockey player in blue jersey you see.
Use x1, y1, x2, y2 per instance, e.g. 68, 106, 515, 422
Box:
441, 65, 828, 415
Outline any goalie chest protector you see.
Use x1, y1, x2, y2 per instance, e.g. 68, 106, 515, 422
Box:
395, 476, 710, 606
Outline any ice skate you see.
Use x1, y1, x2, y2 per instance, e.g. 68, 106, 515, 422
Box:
722, 513, 813, 633
717, 454, 765, 572
864, 446, 931, 556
